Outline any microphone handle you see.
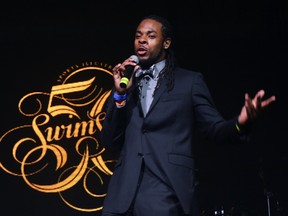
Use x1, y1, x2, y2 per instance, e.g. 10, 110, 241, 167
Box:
120, 65, 135, 88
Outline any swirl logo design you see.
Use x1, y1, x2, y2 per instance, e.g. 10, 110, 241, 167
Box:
0, 61, 116, 213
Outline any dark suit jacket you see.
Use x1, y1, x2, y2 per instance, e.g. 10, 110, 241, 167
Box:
101, 67, 246, 215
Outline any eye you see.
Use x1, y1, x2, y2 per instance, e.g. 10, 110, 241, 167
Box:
135, 32, 142, 39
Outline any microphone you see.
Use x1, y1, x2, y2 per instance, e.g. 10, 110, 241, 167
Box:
120, 55, 139, 88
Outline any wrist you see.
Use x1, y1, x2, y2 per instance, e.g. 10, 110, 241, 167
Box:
235, 120, 242, 133
114, 92, 127, 109
115, 90, 126, 95
114, 92, 127, 101
235, 119, 250, 134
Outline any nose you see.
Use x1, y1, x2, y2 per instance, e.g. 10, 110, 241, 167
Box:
137, 35, 147, 44
139, 38, 147, 44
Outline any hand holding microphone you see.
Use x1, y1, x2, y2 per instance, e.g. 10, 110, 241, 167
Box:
119, 55, 139, 89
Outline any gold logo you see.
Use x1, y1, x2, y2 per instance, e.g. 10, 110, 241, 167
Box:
0, 61, 116, 212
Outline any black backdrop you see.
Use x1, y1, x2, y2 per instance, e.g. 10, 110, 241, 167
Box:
1, 1, 287, 215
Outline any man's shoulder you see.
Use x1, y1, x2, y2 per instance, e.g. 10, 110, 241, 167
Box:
174, 67, 202, 77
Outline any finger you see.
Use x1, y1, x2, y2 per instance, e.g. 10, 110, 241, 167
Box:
261, 95, 276, 108
251, 90, 264, 111
112, 64, 121, 73
245, 93, 258, 119
256, 94, 262, 110
245, 93, 254, 108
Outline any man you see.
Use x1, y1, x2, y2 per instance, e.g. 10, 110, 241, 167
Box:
100, 14, 276, 216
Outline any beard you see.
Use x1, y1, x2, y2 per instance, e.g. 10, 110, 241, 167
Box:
138, 48, 165, 70
138, 58, 154, 70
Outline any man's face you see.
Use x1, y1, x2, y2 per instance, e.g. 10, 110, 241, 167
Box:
134, 19, 168, 68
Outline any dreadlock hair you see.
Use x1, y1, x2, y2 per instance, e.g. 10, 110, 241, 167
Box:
141, 14, 177, 92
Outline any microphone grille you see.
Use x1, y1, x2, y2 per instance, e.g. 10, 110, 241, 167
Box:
130, 55, 139, 64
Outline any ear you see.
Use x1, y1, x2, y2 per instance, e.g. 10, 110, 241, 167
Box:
163, 38, 172, 49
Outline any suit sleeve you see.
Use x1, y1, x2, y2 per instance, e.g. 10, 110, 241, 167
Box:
100, 88, 127, 152
192, 73, 250, 145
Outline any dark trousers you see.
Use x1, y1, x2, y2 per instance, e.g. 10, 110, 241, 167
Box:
101, 162, 190, 216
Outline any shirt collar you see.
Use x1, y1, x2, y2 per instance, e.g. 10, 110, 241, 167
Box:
135, 59, 166, 78
153, 59, 166, 78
